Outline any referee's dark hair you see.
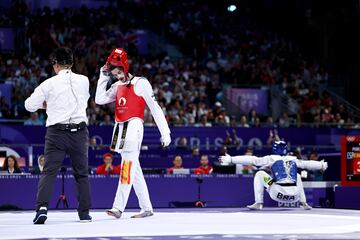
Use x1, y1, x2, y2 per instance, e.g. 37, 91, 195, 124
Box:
50, 47, 74, 67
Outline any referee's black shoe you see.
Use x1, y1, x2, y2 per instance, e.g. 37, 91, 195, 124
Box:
79, 213, 92, 223
33, 207, 47, 224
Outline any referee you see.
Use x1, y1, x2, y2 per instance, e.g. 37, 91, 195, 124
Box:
25, 47, 92, 224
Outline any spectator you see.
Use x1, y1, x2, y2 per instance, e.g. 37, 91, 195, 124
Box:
192, 147, 200, 157
167, 155, 184, 174
245, 147, 254, 156
88, 113, 99, 126
0, 96, 12, 119
248, 109, 258, 126
195, 114, 212, 127
223, 131, 233, 149
229, 116, 237, 127
263, 116, 275, 128
289, 147, 303, 159
2, 155, 22, 174
253, 117, 262, 128
0, 2, 355, 128
308, 151, 324, 181
31, 155, 45, 174
236, 147, 256, 174
194, 155, 213, 175
321, 107, 334, 125
223, 129, 241, 149
219, 146, 228, 156
24, 112, 44, 125
266, 129, 280, 145
239, 115, 250, 128
99, 114, 114, 126
95, 153, 121, 174
335, 113, 345, 128
176, 137, 190, 150
89, 137, 103, 151
232, 129, 241, 148
278, 112, 291, 128
215, 109, 230, 126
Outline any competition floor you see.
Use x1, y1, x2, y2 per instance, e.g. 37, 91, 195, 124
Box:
1, 208, 360, 240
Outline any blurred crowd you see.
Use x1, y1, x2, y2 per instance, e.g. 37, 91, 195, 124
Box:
0, 1, 358, 128
1, 146, 324, 181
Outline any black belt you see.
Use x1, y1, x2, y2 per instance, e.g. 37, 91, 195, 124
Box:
277, 182, 297, 187
110, 121, 128, 150
53, 121, 87, 132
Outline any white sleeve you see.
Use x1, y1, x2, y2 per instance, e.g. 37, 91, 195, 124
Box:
95, 70, 116, 105
230, 155, 272, 166
24, 83, 47, 112
295, 159, 325, 171
135, 78, 170, 137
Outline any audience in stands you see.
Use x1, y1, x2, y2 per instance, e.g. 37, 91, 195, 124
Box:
89, 137, 103, 151
307, 150, 324, 181
1, 155, 22, 174
31, 155, 45, 174
0, 3, 357, 128
176, 137, 190, 150
0, 96, 12, 119
95, 153, 121, 175
219, 146, 228, 156
192, 147, 200, 157
194, 155, 213, 175
266, 129, 281, 145
167, 155, 184, 174
0, 2, 345, 182
24, 112, 44, 126
239, 115, 250, 128
235, 146, 256, 174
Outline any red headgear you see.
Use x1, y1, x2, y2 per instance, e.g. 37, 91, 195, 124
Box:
107, 48, 130, 80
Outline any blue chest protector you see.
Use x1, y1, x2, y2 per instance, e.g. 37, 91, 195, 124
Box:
271, 159, 297, 183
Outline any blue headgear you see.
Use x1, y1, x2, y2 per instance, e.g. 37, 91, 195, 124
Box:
272, 141, 288, 155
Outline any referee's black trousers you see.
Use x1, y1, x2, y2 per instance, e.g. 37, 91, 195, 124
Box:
35, 126, 91, 215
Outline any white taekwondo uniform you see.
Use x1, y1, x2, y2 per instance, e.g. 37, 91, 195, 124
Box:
95, 69, 170, 213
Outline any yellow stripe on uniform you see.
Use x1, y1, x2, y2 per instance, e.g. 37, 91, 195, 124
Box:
121, 160, 132, 185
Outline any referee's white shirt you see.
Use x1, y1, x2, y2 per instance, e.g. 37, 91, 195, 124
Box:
25, 69, 90, 127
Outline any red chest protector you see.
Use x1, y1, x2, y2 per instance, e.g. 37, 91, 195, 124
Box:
115, 83, 145, 123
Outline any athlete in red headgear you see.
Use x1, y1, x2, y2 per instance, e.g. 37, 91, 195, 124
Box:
95, 48, 171, 218
106, 48, 130, 81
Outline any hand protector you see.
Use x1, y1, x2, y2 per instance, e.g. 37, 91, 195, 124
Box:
161, 134, 171, 147
320, 159, 328, 171
218, 154, 232, 164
